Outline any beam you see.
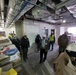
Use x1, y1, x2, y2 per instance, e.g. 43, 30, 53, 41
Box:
25, 16, 59, 25
55, 0, 76, 9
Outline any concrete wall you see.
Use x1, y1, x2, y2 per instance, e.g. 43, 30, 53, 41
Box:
55, 25, 60, 44
15, 20, 23, 39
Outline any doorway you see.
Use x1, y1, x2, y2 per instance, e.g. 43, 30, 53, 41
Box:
51, 29, 55, 34
45, 29, 48, 40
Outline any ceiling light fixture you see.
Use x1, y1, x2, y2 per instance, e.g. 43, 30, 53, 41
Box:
62, 19, 66, 23
9, 8, 13, 14
0, 27, 3, 30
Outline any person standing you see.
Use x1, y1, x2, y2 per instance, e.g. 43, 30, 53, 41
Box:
48, 32, 55, 51
20, 35, 30, 61
39, 35, 48, 63
58, 31, 69, 55
12, 34, 20, 51
35, 34, 41, 52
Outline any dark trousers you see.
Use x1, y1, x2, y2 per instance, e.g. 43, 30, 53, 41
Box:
36, 43, 40, 51
22, 48, 28, 61
40, 48, 47, 63
49, 41, 54, 50
59, 45, 66, 55
15, 45, 22, 56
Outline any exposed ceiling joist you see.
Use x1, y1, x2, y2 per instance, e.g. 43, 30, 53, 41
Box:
55, 0, 76, 9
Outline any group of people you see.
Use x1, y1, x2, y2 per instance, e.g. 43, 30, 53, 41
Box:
36, 31, 76, 75
8, 31, 76, 75
8, 32, 55, 63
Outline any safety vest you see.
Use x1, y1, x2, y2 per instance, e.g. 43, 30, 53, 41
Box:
49, 35, 54, 41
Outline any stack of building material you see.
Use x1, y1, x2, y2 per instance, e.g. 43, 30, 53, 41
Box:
12, 58, 22, 75
0, 51, 22, 75
0, 54, 12, 72
0, 54, 10, 66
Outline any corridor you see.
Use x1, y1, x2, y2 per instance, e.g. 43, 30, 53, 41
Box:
22, 44, 58, 75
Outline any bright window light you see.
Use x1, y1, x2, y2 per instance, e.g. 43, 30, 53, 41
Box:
9, 8, 13, 14
0, 28, 3, 31
67, 27, 76, 34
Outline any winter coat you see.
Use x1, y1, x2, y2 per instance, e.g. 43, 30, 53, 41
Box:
12, 37, 20, 50
35, 35, 41, 44
20, 37, 30, 49
54, 52, 76, 75
58, 34, 68, 47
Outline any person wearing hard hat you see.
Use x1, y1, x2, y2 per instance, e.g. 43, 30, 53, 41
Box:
48, 32, 55, 51
8, 33, 12, 42
39, 35, 48, 63
54, 43, 76, 75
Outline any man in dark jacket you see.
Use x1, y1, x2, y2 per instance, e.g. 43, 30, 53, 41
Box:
35, 34, 41, 51
58, 31, 69, 55
12, 34, 20, 51
20, 35, 30, 61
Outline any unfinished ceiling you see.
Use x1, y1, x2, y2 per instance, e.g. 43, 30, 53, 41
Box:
0, 0, 76, 28
25, 0, 76, 24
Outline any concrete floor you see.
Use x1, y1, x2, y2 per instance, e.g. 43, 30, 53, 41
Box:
21, 44, 59, 75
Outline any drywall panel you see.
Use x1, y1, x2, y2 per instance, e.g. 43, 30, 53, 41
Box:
55, 25, 60, 44
60, 27, 65, 35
